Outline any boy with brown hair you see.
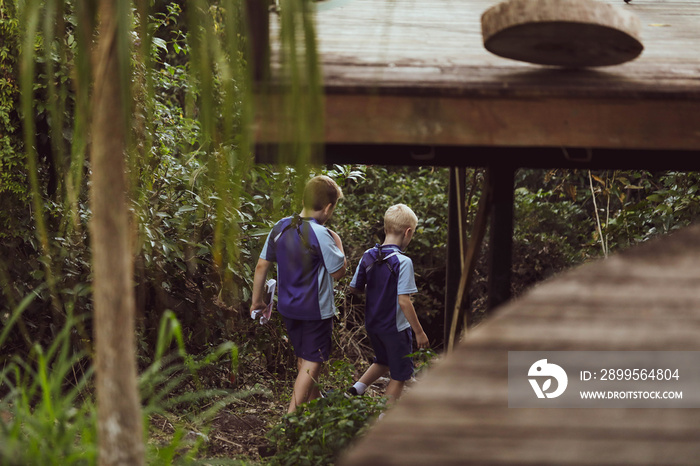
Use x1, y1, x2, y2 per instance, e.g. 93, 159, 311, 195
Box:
348, 203, 429, 403
251, 175, 347, 412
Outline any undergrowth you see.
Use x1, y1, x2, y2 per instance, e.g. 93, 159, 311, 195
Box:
0, 294, 255, 465
265, 353, 438, 466
0, 289, 404, 466
267, 387, 386, 466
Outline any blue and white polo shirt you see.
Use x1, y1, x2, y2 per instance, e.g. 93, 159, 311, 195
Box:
260, 216, 345, 320
350, 244, 418, 334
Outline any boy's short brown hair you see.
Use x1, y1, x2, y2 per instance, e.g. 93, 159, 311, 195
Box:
384, 204, 418, 235
303, 175, 343, 211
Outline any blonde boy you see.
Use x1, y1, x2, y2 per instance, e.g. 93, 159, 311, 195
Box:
348, 204, 429, 402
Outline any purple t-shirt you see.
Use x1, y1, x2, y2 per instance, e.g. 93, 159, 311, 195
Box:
350, 244, 418, 334
260, 216, 345, 320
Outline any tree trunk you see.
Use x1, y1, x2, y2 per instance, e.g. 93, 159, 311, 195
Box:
89, 1, 145, 465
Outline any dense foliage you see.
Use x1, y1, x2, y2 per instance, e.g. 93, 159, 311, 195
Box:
0, 1, 25, 241
0, 0, 32, 312
266, 360, 386, 466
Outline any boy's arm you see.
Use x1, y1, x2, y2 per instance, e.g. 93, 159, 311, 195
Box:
327, 229, 347, 280
398, 294, 429, 349
250, 258, 272, 316
348, 255, 366, 296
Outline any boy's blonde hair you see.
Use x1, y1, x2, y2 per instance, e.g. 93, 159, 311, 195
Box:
303, 175, 343, 211
384, 204, 418, 235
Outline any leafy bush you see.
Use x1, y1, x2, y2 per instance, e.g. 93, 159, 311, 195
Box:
0, 291, 97, 465
514, 185, 591, 270
606, 171, 700, 247
0, 0, 28, 242
267, 385, 385, 466
0, 296, 245, 465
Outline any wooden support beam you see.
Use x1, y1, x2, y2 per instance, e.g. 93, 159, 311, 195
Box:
447, 170, 491, 352
444, 167, 464, 348
256, 93, 700, 151
455, 167, 467, 266
487, 164, 515, 310
245, 0, 270, 84
255, 143, 700, 171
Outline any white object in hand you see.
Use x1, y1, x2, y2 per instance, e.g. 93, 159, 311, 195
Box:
251, 279, 276, 325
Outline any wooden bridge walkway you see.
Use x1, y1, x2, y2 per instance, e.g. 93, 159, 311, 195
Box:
339, 224, 700, 465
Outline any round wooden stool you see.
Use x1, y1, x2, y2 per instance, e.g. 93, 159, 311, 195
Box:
482, 0, 643, 67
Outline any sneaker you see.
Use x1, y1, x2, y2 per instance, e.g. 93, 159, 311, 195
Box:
346, 386, 359, 397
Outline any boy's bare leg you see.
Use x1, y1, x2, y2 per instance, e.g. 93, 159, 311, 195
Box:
358, 363, 390, 387
385, 379, 406, 404
289, 357, 323, 413
308, 358, 323, 401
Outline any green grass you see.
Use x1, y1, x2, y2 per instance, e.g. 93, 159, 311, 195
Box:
0, 297, 250, 465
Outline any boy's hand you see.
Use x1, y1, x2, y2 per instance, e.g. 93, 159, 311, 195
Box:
416, 331, 430, 349
398, 294, 429, 349
327, 229, 347, 279
250, 258, 272, 317
250, 302, 266, 318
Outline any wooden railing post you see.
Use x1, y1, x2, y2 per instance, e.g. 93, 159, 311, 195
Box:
487, 164, 515, 310
245, 0, 271, 84
446, 169, 491, 352
444, 167, 463, 348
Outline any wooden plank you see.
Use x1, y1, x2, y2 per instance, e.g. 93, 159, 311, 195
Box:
391, 403, 700, 435
256, 143, 700, 171
321, 96, 700, 149
309, 0, 700, 96
256, 93, 700, 149
466, 318, 700, 351
260, 0, 700, 150
339, 225, 700, 465
341, 434, 700, 465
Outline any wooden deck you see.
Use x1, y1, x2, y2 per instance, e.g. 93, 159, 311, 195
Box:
259, 0, 700, 156
339, 224, 700, 465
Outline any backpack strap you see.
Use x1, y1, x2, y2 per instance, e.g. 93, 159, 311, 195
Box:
274, 215, 316, 254
364, 244, 399, 276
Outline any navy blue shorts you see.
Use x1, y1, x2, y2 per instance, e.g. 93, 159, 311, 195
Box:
368, 328, 414, 382
282, 316, 333, 363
